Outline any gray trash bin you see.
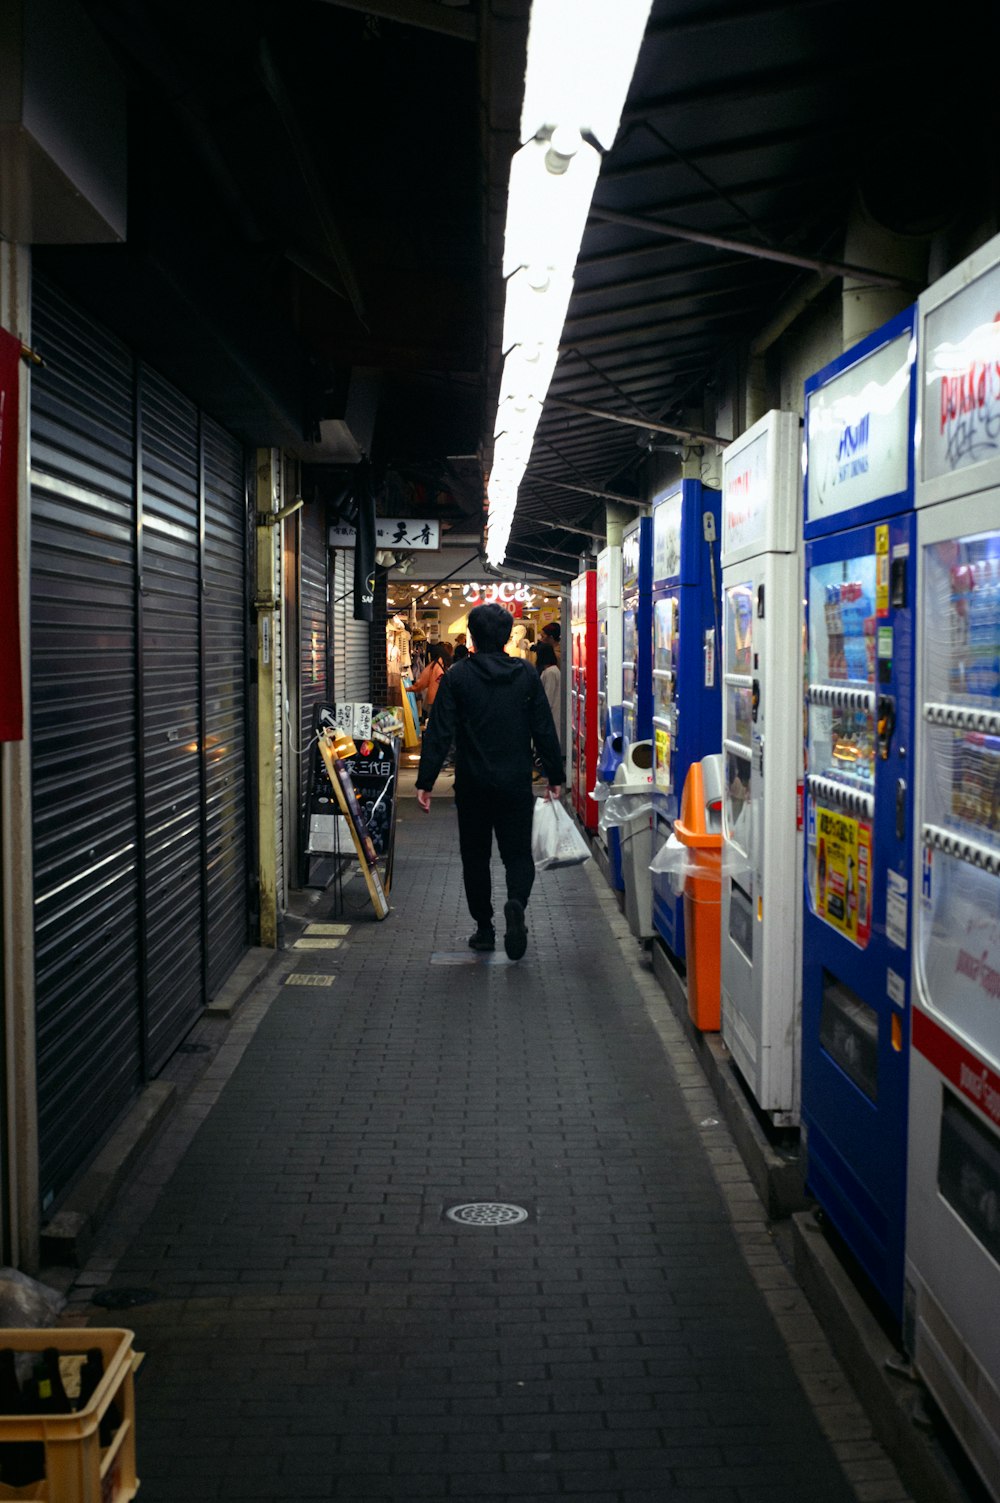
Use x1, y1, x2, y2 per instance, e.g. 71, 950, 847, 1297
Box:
607, 740, 654, 941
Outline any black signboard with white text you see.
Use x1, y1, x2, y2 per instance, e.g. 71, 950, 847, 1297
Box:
306, 705, 400, 892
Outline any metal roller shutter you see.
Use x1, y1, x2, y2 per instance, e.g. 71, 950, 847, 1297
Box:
30, 282, 143, 1209
331, 548, 370, 701
138, 367, 204, 1073
202, 418, 250, 996
30, 278, 251, 1206
299, 503, 328, 840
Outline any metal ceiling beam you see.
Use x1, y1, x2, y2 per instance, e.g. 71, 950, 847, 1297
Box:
507, 537, 585, 562
588, 208, 911, 290
531, 517, 607, 542
544, 396, 726, 448
504, 549, 578, 578
525, 474, 642, 508
317, 0, 477, 40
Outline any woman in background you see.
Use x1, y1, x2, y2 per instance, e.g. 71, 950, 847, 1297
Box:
413, 641, 448, 722
532, 639, 561, 746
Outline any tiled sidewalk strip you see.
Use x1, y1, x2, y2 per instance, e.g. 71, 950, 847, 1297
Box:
70, 802, 911, 1502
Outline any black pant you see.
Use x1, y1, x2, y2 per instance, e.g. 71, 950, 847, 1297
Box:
455, 784, 535, 925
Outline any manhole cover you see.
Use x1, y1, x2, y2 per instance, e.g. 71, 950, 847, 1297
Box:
90, 1286, 160, 1309
445, 1202, 529, 1226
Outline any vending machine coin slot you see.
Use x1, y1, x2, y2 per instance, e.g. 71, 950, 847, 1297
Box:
890, 555, 907, 609
896, 778, 907, 841
877, 696, 896, 760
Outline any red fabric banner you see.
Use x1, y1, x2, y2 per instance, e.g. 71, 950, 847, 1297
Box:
0, 327, 22, 742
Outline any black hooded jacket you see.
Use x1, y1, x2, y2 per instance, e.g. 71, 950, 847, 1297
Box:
416, 650, 565, 794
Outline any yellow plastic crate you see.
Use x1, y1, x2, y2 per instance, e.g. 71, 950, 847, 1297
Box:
0, 1328, 138, 1501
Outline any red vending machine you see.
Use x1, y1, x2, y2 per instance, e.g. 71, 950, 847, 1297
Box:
571, 568, 599, 830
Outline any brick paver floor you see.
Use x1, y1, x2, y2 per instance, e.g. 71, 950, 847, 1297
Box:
70, 789, 913, 1502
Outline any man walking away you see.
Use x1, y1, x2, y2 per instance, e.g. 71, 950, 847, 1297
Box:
416, 603, 565, 960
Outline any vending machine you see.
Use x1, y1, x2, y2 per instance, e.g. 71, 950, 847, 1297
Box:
595, 543, 624, 879
571, 567, 599, 830
621, 516, 653, 754
720, 410, 803, 1124
800, 307, 918, 1322
649, 479, 723, 961
596, 543, 623, 747
905, 232, 1000, 1497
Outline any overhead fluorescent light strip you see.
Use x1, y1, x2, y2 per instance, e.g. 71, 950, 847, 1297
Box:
486, 0, 653, 567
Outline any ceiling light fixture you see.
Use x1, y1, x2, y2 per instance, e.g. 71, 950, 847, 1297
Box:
485, 0, 653, 568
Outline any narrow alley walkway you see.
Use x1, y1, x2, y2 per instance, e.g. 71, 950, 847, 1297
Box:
66, 788, 911, 1502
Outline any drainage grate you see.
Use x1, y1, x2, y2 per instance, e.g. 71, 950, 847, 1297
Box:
445, 1202, 529, 1227
430, 952, 512, 966
90, 1286, 160, 1309
285, 973, 336, 987
294, 937, 343, 950
303, 923, 350, 936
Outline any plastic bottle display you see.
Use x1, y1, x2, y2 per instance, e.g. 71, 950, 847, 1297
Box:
830, 706, 875, 783
967, 558, 999, 697
950, 731, 1000, 833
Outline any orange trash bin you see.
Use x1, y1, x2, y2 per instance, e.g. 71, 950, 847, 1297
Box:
673, 757, 723, 1031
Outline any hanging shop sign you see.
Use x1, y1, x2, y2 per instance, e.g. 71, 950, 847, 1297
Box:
329, 518, 441, 550
462, 580, 536, 607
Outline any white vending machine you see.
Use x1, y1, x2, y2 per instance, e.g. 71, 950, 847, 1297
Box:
906, 231, 1000, 1500
596, 543, 623, 750
720, 410, 803, 1124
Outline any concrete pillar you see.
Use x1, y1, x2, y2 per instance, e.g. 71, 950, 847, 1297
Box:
604, 502, 633, 549
842, 194, 928, 350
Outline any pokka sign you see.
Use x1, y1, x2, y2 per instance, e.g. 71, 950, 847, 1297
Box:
722, 426, 769, 555
923, 255, 1000, 483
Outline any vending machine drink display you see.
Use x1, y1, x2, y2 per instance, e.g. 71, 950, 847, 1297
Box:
720, 410, 803, 1124
906, 232, 1000, 1496
649, 480, 722, 962
595, 543, 624, 877
571, 568, 599, 831
800, 307, 918, 1322
596, 544, 623, 748
621, 516, 653, 753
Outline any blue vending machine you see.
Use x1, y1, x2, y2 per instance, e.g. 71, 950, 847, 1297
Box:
800, 307, 917, 1321
621, 516, 653, 754
650, 480, 722, 962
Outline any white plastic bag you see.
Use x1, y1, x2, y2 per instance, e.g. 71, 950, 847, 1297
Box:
602, 792, 653, 827
532, 797, 592, 870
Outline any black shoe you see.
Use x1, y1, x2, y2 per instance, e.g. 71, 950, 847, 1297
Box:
503, 900, 528, 960
468, 925, 495, 952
